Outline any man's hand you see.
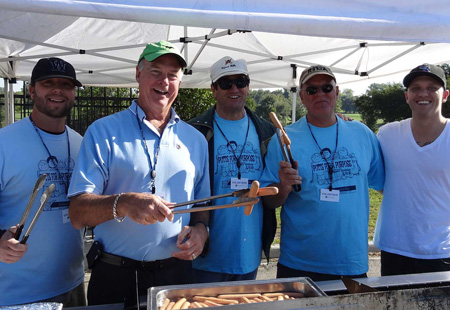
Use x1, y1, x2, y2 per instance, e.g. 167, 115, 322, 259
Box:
337, 113, 353, 122
116, 192, 174, 224
278, 160, 302, 196
0, 225, 28, 264
172, 223, 208, 261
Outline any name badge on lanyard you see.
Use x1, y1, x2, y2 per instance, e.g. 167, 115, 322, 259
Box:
231, 177, 249, 190
320, 188, 340, 202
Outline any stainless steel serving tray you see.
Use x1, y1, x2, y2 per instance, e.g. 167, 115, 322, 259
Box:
147, 277, 326, 310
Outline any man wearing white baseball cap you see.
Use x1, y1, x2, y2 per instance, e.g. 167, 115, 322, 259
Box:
189, 56, 277, 283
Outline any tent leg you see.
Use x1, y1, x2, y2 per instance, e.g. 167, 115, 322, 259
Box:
8, 80, 14, 124
291, 91, 297, 124
3, 78, 9, 126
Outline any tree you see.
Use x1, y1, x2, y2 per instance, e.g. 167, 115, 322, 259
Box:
355, 94, 380, 132
338, 88, 356, 113
438, 64, 450, 118
173, 88, 215, 120
355, 82, 410, 132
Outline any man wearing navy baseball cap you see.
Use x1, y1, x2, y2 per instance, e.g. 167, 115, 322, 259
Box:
0, 57, 85, 307
374, 63, 450, 276
31, 57, 82, 87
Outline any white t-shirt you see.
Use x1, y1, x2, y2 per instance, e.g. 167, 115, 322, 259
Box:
374, 118, 450, 259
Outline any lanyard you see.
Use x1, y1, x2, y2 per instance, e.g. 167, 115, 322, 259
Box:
306, 116, 339, 191
213, 114, 250, 179
135, 104, 161, 194
29, 116, 71, 195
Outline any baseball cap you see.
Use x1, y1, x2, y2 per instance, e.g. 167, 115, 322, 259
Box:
138, 41, 186, 67
403, 64, 446, 89
210, 57, 248, 83
31, 57, 82, 87
300, 65, 336, 86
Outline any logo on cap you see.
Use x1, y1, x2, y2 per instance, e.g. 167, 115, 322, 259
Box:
49, 59, 67, 73
417, 65, 431, 72
307, 66, 332, 74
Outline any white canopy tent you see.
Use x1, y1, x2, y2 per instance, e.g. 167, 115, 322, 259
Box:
2, 0, 450, 125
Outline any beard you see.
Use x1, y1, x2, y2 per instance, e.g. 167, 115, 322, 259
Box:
33, 95, 74, 119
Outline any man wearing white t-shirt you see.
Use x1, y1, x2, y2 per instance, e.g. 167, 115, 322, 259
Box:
374, 64, 450, 275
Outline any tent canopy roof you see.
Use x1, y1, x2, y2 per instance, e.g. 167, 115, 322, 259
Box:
2, 0, 450, 93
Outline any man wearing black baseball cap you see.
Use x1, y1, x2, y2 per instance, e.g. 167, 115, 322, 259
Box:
374, 63, 450, 276
0, 57, 86, 307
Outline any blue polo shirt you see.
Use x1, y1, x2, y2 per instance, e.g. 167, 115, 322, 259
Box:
68, 101, 210, 261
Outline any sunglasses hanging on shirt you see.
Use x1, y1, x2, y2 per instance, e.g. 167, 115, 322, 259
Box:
216, 77, 250, 90
304, 83, 334, 95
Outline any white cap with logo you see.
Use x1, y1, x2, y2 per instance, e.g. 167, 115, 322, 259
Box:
210, 56, 248, 83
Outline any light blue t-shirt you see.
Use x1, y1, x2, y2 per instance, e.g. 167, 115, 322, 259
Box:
0, 118, 84, 306
68, 101, 210, 261
260, 116, 384, 275
193, 113, 263, 274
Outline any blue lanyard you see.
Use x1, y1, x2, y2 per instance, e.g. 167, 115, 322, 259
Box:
135, 104, 161, 194
29, 116, 71, 195
213, 114, 250, 179
306, 116, 339, 191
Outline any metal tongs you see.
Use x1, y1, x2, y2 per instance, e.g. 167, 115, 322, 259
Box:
14, 174, 47, 240
270, 112, 301, 192
170, 181, 278, 216
20, 183, 56, 244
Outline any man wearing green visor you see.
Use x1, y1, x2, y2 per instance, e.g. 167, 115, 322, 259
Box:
68, 41, 210, 305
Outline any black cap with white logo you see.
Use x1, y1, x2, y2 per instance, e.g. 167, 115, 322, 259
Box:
31, 57, 82, 87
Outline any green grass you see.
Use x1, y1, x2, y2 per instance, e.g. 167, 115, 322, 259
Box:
273, 189, 382, 244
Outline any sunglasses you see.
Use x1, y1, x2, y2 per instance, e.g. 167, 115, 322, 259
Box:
304, 84, 334, 95
216, 77, 250, 90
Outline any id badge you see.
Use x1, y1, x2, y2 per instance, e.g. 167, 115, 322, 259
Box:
231, 177, 248, 190
320, 189, 340, 202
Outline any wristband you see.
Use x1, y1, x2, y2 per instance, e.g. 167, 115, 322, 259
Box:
113, 193, 125, 223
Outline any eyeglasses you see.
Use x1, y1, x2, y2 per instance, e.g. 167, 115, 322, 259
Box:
304, 84, 334, 95
216, 77, 250, 90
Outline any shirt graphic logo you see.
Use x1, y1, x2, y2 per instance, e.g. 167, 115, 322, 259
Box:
37, 156, 75, 210
215, 141, 261, 188
310, 147, 360, 185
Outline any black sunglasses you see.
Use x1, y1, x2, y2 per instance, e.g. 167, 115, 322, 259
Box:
304, 84, 334, 95
216, 77, 250, 90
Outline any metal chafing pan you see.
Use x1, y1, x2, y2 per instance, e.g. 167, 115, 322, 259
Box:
148, 277, 326, 310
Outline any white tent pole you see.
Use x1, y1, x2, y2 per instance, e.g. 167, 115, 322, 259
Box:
367, 43, 424, 75
186, 28, 216, 72
8, 79, 14, 124
291, 92, 297, 124
3, 78, 9, 126
291, 64, 298, 124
